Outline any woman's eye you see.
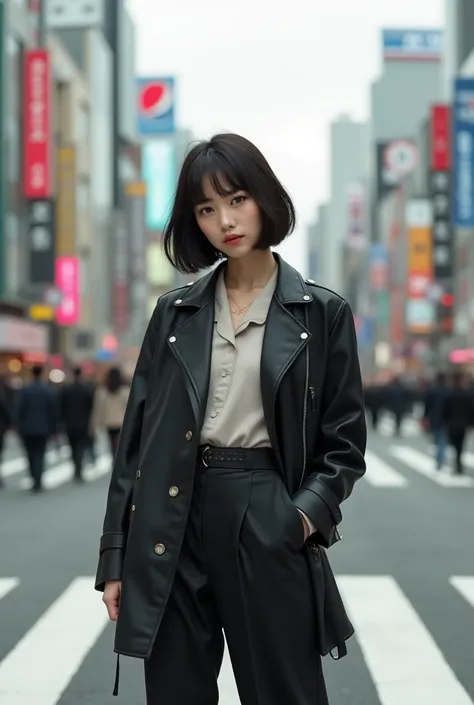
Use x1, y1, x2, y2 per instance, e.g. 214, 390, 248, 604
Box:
200, 206, 213, 215
232, 195, 246, 205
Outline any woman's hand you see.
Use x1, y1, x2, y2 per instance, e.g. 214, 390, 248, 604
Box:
103, 580, 122, 622
299, 510, 312, 542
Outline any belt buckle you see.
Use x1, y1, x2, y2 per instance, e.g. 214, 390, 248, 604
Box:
201, 445, 211, 467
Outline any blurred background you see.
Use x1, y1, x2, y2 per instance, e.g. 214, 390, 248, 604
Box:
0, 0, 469, 387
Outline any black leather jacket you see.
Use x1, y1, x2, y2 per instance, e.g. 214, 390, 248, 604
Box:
95, 254, 367, 659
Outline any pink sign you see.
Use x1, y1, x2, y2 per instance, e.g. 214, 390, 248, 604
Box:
55, 257, 79, 325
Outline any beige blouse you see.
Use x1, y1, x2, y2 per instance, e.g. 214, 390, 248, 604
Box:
200, 266, 278, 447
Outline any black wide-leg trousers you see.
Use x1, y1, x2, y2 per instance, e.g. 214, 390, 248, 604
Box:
145, 450, 329, 705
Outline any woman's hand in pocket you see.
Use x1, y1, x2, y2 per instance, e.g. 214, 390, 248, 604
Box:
298, 510, 313, 542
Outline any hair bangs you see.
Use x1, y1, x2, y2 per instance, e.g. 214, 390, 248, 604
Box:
187, 149, 247, 206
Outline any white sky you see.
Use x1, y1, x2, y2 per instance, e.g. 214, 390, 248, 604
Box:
127, 0, 444, 273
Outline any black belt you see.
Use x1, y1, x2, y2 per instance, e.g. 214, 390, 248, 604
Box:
199, 445, 276, 470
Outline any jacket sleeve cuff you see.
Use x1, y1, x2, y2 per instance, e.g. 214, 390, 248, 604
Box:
94, 532, 127, 592
292, 487, 339, 548
95, 548, 124, 592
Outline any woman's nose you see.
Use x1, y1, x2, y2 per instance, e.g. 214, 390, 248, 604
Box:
220, 210, 236, 231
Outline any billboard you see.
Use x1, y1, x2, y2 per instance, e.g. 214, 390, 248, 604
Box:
111, 210, 129, 333
142, 139, 176, 231
23, 49, 52, 199
55, 146, 76, 255
405, 200, 434, 333
55, 256, 80, 326
137, 77, 175, 135
453, 77, 474, 228
27, 199, 55, 284
45, 0, 105, 28
376, 139, 418, 200
430, 171, 453, 280
346, 183, 366, 251
430, 105, 451, 171
382, 29, 442, 61
125, 182, 148, 339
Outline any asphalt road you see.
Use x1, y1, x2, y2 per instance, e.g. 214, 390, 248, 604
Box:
0, 418, 473, 705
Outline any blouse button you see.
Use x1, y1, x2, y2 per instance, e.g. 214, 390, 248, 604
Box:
210, 411, 218, 418
220, 370, 227, 377
169, 336, 176, 343
300, 332, 308, 340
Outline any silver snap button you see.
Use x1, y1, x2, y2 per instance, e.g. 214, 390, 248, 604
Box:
185, 431, 193, 441
154, 543, 166, 555
300, 332, 308, 340
187, 281, 194, 286
306, 278, 315, 284
174, 299, 182, 305
131, 504, 136, 512
169, 486, 179, 497
303, 295, 311, 301
169, 336, 176, 343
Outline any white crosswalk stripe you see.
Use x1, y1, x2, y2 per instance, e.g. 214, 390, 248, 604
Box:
450, 577, 474, 609
377, 415, 420, 438
0, 578, 20, 600
1, 452, 112, 491
0, 578, 109, 705
364, 450, 408, 487
1, 574, 474, 703
18, 454, 112, 490
390, 446, 474, 488
338, 576, 473, 705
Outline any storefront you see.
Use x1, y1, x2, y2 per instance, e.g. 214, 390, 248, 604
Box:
0, 315, 49, 375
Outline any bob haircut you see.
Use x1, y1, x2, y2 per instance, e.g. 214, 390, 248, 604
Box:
163, 133, 296, 274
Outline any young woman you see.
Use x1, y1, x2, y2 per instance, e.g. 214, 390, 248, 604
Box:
96, 133, 367, 704
91, 366, 129, 457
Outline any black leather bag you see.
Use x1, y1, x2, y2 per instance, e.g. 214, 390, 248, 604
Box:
304, 540, 354, 659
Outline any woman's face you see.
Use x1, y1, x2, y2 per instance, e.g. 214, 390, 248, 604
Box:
194, 175, 262, 259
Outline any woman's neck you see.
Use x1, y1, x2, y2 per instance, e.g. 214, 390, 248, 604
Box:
224, 250, 277, 292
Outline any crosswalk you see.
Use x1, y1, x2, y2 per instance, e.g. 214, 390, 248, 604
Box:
363, 445, 474, 489
1, 448, 112, 491
0, 574, 473, 703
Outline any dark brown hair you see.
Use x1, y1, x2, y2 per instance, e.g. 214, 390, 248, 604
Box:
163, 133, 296, 273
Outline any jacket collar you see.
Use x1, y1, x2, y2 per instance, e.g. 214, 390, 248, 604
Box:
177, 252, 313, 309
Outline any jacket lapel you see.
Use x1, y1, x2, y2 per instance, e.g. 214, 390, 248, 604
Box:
167, 264, 223, 429
261, 255, 313, 467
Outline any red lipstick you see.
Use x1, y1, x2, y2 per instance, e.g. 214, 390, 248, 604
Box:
224, 234, 244, 245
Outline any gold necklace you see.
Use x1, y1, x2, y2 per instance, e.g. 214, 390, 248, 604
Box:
227, 292, 256, 315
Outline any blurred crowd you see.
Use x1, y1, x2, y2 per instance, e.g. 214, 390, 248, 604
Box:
364, 371, 474, 474
0, 365, 131, 492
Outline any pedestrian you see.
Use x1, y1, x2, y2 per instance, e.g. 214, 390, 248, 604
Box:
95, 132, 367, 704
60, 366, 94, 483
14, 365, 57, 493
442, 371, 474, 474
422, 372, 449, 470
387, 376, 412, 436
91, 366, 129, 458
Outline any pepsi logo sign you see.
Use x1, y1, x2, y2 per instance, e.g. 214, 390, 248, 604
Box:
139, 81, 173, 119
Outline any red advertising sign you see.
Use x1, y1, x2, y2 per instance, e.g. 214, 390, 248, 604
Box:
430, 105, 451, 171
23, 49, 52, 199
55, 257, 80, 326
